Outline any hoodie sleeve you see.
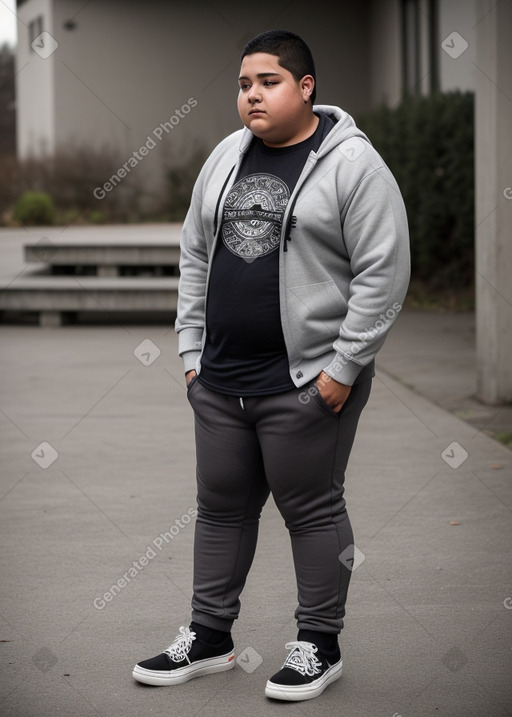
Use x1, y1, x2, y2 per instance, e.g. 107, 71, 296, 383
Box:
323, 164, 410, 386
174, 175, 210, 374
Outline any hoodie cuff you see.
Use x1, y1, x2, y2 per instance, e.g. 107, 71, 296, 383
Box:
181, 350, 201, 374
323, 352, 363, 386
178, 327, 203, 355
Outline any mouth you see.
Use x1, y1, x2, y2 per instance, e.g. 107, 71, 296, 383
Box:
248, 109, 265, 116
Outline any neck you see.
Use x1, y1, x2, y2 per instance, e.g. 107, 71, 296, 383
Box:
264, 110, 319, 148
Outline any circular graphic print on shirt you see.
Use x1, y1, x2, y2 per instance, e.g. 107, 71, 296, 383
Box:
221, 173, 289, 260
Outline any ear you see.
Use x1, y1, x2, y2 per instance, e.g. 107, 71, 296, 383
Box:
300, 75, 315, 103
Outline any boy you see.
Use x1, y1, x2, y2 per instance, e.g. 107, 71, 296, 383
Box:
133, 29, 410, 702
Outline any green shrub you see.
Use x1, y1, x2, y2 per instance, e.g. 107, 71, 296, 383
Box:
13, 190, 56, 226
87, 210, 106, 224
5, 146, 150, 225
357, 92, 474, 291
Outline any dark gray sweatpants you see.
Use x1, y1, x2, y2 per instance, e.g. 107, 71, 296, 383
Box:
186, 376, 372, 635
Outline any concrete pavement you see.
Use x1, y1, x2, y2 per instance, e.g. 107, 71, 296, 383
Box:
378, 309, 512, 444
0, 230, 511, 715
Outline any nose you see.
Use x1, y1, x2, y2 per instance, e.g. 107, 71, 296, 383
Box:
248, 85, 261, 103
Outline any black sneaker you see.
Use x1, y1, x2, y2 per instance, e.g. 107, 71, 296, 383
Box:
133, 626, 235, 686
265, 640, 342, 701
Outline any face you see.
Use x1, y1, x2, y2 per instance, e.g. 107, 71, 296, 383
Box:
237, 52, 315, 147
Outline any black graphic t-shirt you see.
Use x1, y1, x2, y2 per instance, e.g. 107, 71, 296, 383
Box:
199, 113, 334, 396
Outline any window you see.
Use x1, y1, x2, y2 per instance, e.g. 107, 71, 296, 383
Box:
401, 0, 439, 95
401, 0, 421, 94
427, 0, 439, 93
28, 16, 44, 51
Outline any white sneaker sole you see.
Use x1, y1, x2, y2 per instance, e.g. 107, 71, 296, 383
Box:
132, 650, 235, 686
264, 658, 342, 701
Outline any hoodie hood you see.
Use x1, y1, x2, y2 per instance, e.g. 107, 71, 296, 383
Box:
312, 104, 371, 157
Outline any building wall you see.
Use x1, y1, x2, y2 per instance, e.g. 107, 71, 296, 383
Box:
438, 0, 476, 92
475, 0, 512, 402
368, 0, 402, 108
16, 0, 56, 156
16, 0, 373, 204
367, 0, 477, 107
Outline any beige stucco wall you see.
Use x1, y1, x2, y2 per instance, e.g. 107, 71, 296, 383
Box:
438, 0, 476, 92
475, 0, 512, 403
368, 0, 402, 108
16, 0, 56, 156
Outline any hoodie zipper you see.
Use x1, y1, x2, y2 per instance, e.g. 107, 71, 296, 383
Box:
213, 164, 236, 237
282, 154, 318, 251
283, 195, 299, 252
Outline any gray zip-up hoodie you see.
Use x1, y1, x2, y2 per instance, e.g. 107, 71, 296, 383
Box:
175, 104, 410, 387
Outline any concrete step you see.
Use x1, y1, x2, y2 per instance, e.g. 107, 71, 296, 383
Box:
1, 225, 184, 325
24, 240, 180, 267
23, 228, 181, 276
0, 276, 180, 326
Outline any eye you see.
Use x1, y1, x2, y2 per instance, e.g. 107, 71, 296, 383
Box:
263, 81, 277, 87
239, 82, 251, 91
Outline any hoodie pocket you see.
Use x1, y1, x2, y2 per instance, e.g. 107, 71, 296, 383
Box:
186, 374, 200, 403
288, 281, 347, 357
312, 383, 342, 418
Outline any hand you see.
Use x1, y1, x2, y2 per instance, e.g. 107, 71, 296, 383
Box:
316, 371, 351, 413
185, 370, 197, 387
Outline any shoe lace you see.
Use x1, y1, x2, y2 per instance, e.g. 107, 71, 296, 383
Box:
282, 641, 322, 677
164, 626, 196, 664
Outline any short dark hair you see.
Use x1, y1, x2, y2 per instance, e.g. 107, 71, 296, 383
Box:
241, 29, 317, 104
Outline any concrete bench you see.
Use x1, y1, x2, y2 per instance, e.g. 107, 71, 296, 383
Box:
23, 235, 181, 277
0, 276, 179, 326
1, 225, 184, 325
